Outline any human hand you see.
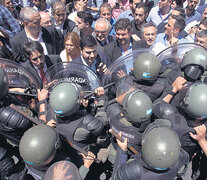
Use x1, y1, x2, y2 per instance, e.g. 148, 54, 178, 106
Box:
131, 34, 140, 41
38, 89, 48, 101
117, 70, 126, 78
81, 151, 96, 169
80, 99, 89, 107
190, 124, 206, 143
94, 87, 105, 97
97, 63, 108, 74
172, 76, 187, 93
116, 131, 127, 151
46, 119, 56, 127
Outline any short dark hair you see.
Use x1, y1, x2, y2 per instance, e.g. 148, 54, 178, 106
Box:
132, 3, 148, 15
173, 7, 186, 19
199, 18, 207, 27
80, 35, 97, 50
115, 18, 132, 33
77, 11, 93, 26
172, 15, 185, 32
196, 30, 207, 38
23, 41, 44, 61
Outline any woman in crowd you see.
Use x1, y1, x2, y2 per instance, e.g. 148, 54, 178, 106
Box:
60, 32, 81, 62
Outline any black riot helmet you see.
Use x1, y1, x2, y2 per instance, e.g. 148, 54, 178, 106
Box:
133, 52, 161, 82
49, 82, 84, 117
0, 68, 9, 98
122, 89, 153, 125
180, 83, 207, 119
142, 119, 181, 171
19, 125, 60, 167
181, 49, 207, 81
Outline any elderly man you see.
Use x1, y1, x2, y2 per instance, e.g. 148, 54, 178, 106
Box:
99, 3, 116, 35
39, 11, 53, 27
94, 18, 114, 52
104, 18, 142, 62
51, 1, 76, 52
10, 7, 59, 62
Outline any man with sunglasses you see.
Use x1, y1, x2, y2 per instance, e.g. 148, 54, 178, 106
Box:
22, 41, 61, 86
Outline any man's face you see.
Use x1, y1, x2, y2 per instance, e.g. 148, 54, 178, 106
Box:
187, 0, 199, 10
4, 0, 13, 12
202, 8, 207, 20
165, 17, 176, 37
197, 24, 207, 34
195, 36, 207, 48
33, 0, 41, 7
81, 46, 97, 66
26, 13, 41, 33
116, 29, 131, 46
95, 22, 108, 42
30, 50, 45, 69
133, 7, 147, 26
100, 8, 112, 21
40, 13, 52, 27
143, 26, 157, 46
75, 16, 87, 31
53, 6, 66, 26
159, 0, 171, 9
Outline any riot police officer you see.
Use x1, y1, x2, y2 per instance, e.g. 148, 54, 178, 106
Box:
19, 124, 96, 180
114, 52, 165, 102
114, 120, 189, 180
37, 82, 107, 150
107, 87, 153, 164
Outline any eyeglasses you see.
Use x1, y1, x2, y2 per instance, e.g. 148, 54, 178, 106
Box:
31, 54, 44, 61
95, 30, 107, 34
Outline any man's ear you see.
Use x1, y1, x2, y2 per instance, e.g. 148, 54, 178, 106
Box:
85, 22, 90, 28
174, 27, 180, 34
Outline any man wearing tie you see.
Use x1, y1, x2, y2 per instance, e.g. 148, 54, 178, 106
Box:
22, 41, 61, 87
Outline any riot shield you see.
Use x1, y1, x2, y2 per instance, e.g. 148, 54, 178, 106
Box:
0, 58, 40, 89
102, 49, 155, 85
42, 62, 101, 94
157, 43, 206, 72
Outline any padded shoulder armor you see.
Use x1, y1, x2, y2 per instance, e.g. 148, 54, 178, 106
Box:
153, 101, 178, 119
82, 115, 104, 136
116, 159, 142, 180
0, 107, 31, 131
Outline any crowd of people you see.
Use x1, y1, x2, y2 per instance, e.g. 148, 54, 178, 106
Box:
0, 0, 207, 179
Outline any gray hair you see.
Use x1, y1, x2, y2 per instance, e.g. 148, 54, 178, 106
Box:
51, 0, 66, 15
94, 18, 112, 32
141, 22, 157, 35
20, 7, 39, 22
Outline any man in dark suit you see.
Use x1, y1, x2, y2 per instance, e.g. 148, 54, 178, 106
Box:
73, 35, 110, 80
51, 1, 76, 52
94, 18, 114, 52
10, 7, 59, 63
22, 41, 61, 86
104, 18, 143, 62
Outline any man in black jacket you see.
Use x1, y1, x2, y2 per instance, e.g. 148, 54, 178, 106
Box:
104, 18, 143, 62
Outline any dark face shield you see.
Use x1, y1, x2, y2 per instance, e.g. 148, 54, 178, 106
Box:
183, 65, 204, 82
